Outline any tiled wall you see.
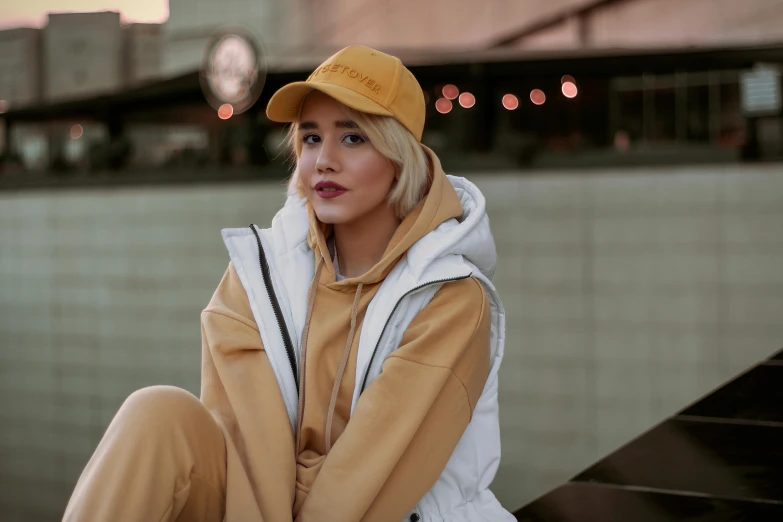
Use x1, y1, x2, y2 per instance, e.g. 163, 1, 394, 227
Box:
1, 165, 782, 519
478, 165, 783, 506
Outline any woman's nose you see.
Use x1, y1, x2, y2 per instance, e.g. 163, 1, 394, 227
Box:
315, 140, 340, 173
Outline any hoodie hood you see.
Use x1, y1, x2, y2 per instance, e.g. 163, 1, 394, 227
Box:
304, 145, 496, 286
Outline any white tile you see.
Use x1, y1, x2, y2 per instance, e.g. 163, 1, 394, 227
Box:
518, 253, 584, 286
656, 252, 720, 285
516, 328, 588, 360
594, 362, 654, 404
656, 215, 719, 245
58, 372, 97, 397
651, 290, 719, 325
517, 176, 587, 214
491, 464, 531, 510
651, 331, 717, 367
472, 176, 523, 209
1, 366, 56, 395
719, 334, 782, 372
592, 252, 719, 287
722, 252, 783, 285
592, 216, 658, 246
722, 166, 783, 207
511, 293, 585, 324
522, 216, 585, 247
724, 293, 783, 326
593, 328, 655, 363
592, 293, 652, 325
591, 254, 656, 286
589, 169, 718, 213
721, 212, 783, 247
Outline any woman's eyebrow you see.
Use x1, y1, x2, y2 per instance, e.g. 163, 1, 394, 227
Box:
298, 122, 318, 130
335, 120, 359, 129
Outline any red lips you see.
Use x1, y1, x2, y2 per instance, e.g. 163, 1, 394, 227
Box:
314, 180, 348, 199
314, 181, 347, 191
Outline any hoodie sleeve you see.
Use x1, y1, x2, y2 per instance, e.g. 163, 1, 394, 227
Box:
200, 262, 257, 428
201, 262, 298, 522
296, 276, 491, 522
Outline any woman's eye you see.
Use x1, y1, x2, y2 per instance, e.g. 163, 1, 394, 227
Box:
302, 134, 320, 145
343, 134, 365, 145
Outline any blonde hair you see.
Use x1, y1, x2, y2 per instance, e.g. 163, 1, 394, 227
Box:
285, 105, 430, 220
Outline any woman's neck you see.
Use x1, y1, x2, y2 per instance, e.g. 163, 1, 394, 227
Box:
333, 206, 400, 279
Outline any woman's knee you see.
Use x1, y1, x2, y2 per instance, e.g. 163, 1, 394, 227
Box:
119, 385, 212, 431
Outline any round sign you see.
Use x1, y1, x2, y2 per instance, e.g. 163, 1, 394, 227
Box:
200, 27, 266, 115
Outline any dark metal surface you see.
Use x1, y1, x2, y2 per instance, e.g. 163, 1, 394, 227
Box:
514, 347, 783, 521
515, 483, 783, 522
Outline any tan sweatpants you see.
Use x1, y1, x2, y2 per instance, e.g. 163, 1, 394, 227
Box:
63, 385, 227, 522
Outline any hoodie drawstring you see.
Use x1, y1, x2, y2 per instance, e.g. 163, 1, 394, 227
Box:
295, 257, 324, 452
295, 255, 365, 455
324, 281, 363, 453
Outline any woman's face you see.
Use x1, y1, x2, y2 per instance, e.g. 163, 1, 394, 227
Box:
296, 91, 397, 226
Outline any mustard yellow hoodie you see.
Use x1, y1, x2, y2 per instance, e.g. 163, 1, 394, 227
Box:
200, 158, 491, 521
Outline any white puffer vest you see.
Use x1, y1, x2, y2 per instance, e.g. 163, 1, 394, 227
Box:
221, 175, 514, 522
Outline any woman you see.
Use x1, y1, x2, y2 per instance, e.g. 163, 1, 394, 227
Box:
64, 45, 512, 522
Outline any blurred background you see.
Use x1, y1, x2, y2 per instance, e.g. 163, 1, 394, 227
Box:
1, 1, 783, 520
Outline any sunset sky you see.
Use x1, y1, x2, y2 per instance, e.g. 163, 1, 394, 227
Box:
0, 0, 168, 29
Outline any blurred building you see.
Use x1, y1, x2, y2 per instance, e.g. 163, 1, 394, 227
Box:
0, 13, 165, 104
0, 27, 41, 161
1, 0, 782, 174
0, 13, 163, 169
159, 0, 783, 66
127, 23, 163, 85
162, 0, 313, 77
310, 0, 783, 51
0, 28, 41, 110
43, 12, 125, 102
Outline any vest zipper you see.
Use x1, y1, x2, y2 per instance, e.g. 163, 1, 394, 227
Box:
250, 224, 298, 390
359, 274, 471, 394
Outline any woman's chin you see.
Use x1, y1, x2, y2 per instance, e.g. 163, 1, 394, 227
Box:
311, 205, 354, 225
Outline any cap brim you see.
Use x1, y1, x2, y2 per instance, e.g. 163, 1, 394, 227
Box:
266, 82, 394, 123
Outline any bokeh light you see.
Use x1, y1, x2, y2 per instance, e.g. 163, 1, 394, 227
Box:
218, 103, 234, 120
614, 130, 630, 152
458, 92, 476, 108
502, 94, 519, 110
435, 98, 453, 114
561, 75, 576, 85
562, 82, 578, 98
530, 89, 546, 105
442, 84, 459, 100
70, 124, 83, 139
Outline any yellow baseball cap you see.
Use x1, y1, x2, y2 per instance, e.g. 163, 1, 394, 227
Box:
266, 45, 426, 141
